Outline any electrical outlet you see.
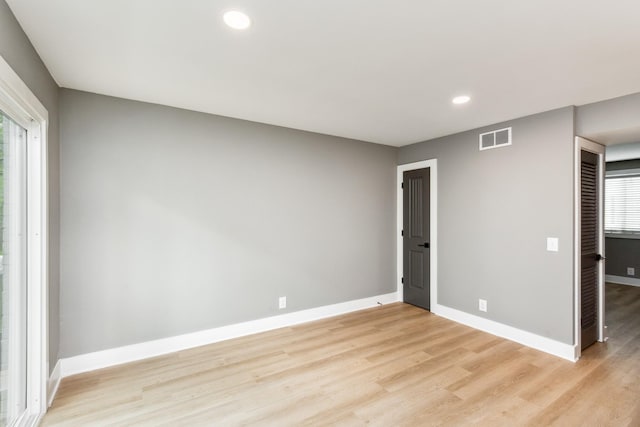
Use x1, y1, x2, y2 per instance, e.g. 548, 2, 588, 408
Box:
479, 299, 487, 312
628, 267, 635, 276
278, 296, 286, 309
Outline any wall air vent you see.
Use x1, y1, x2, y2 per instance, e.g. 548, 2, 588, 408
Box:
479, 127, 512, 151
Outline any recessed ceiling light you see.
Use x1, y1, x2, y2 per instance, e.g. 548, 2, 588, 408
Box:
223, 10, 251, 30
452, 95, 471, 105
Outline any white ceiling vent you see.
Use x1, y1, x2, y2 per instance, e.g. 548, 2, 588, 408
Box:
479, 127, 512, 151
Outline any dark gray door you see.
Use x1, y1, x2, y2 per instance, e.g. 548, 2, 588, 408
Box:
403, 168, 430, 310
581, 149, 600, 350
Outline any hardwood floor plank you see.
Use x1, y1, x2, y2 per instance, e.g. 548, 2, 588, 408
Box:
43, 284, 640, 426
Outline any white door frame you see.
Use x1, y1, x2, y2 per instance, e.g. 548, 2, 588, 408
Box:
397, 159, 438, 308
574, 136, 605, 360
0, 55, 49, 425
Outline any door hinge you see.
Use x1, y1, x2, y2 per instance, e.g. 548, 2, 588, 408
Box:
401, 230, 404, 236
401, 182, 404, 189
401, 277, 404, 284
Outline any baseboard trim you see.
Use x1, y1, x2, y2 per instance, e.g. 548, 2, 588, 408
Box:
47, 360, 61, 407
605, 275, 640, 287
431, 303, 577, 362
59, 292, 399, 378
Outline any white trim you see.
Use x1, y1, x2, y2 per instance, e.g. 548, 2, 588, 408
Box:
0, 55, 49, 423
605, 275, 640, 287
46, 361, 61, 408
0, 57, 48, 128
397, 159, 438, 307
26, 114, 48, 419
433, 303, 577, 362
57, 292, 399, 378
574, 136, 606, 361
577, 137, 604, 157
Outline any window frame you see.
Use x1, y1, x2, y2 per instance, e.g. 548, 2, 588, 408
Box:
0, 55, 49, 426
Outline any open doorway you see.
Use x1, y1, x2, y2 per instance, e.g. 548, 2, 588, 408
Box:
576, 137, 640, 359
603, 141, 640, 287
602, 141, 640, 352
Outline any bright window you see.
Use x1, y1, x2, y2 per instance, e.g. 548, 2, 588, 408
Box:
605, 174, 640, 235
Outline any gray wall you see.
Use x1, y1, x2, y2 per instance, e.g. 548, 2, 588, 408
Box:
605, 238, 639, 278
59, 89, 397, 357
399, 107, 575, 344
0, 1, 60, 373
607, 159, 640, 171
605, 160, 640, 278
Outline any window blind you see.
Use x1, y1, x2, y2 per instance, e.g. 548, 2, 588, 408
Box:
605, 174, 640, 234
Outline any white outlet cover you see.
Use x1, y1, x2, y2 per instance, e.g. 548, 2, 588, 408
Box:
546, 237, 559, 252
628, 267, 635, 276
479, 299, 487, 312
278, 296, 286, 309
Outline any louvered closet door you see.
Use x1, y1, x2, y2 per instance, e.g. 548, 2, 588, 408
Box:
581, 150, 599, 350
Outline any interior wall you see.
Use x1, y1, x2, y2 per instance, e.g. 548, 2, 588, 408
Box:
607, 159, 640, 171
605, 238, 640, 279
399, 107, 575, 344
59, 89, 397, 358
0, 0, 60, 374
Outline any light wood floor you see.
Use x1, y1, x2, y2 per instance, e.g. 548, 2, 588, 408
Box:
43, 283, 640, 426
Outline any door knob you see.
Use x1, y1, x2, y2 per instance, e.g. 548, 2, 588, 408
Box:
418, 242, 430, 248
595, 254, 605, 261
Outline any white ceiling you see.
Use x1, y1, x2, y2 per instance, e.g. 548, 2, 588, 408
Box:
7, 0, 640, 147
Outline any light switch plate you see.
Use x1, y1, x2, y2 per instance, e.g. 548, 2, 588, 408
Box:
547, 237, 559, 252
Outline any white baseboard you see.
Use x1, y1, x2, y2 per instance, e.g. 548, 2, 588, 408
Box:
605, 275, 640, 287
54, 292, 577, 389
431, 303, 577, 362
47, 360, 61, 407
59, 292, 399, 378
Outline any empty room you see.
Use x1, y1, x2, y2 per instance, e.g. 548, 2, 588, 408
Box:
1, 0, 640, 426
